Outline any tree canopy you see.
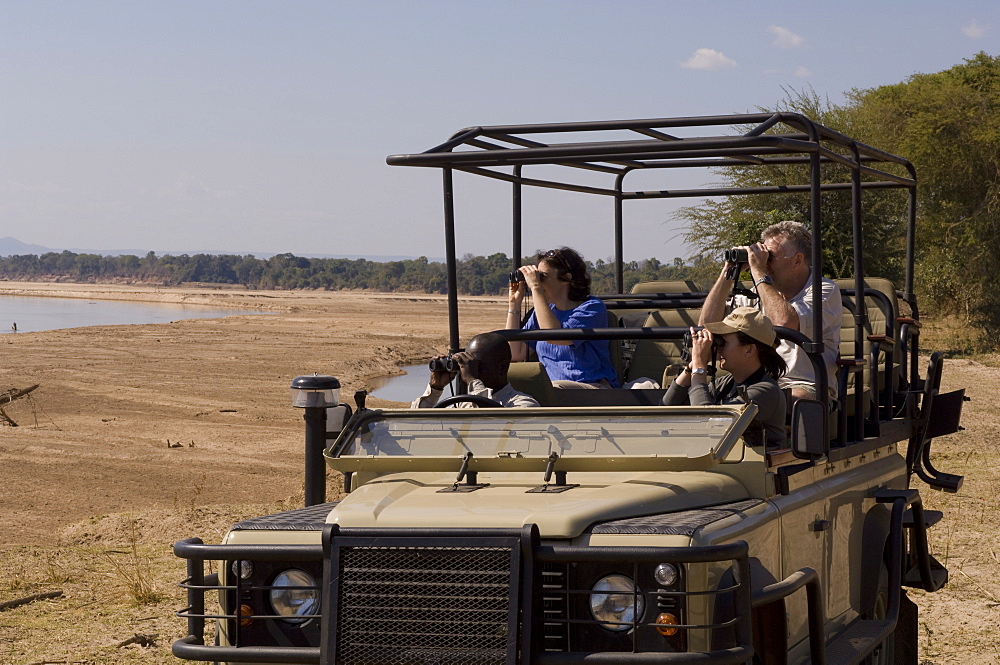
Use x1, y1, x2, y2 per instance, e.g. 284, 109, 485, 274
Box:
677, 52, 1000, 349
0, 250, 692, 296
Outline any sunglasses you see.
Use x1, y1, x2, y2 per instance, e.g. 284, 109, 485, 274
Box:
543, 249, 570, 274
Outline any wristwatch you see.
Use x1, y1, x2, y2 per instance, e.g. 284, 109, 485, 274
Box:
691, 368, 708, 376
753, 274, 774, 287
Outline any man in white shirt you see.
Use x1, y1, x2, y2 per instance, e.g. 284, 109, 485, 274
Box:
413, 332, 540, 408
700, 221, 841, 402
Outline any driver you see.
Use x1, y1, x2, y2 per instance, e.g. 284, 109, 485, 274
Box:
412, 332, 540, 408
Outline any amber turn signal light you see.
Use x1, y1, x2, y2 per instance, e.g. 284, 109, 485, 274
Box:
239, 603, 255, 627
655, 612, 679, 636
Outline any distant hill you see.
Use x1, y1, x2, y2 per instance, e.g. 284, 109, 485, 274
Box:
0, 237, 51, 256
0, 237, 440, 263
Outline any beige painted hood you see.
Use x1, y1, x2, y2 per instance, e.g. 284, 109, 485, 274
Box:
331, 471, 749, 538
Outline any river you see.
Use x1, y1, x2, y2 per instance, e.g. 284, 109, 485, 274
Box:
0, 295, 258, 333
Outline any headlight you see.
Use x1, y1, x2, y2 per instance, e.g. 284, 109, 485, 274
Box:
269, 569, 320, 624
589, 574, 644, 631
231, 560, 254, 580
653, 563, 678, 586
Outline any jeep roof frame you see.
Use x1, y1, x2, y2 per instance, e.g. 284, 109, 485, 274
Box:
387, 112, 917, 404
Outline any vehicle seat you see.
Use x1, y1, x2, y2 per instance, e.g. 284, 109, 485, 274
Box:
629, 280, 705, 294
837, 302, 872, 443
625, 308, 701, 384
835, 277, 904, 421
606, 310, 625, 386
507, 362, 558, 406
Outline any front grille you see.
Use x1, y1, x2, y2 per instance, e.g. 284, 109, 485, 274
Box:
335, 545, 514, 665
540, 563, 569, 652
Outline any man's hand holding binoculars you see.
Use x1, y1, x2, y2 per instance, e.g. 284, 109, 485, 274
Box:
723, 244, 771, 283
428, 352, 479, 389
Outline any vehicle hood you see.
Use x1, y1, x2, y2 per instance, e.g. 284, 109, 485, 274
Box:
330, 471, 749, 538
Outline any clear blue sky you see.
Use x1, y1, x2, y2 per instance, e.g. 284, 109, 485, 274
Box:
2, 1, 997, 263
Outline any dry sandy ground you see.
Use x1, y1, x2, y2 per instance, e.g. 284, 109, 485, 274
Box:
0, 282, 995, 664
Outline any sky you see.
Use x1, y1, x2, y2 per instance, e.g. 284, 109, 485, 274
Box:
2, 1, 998, 263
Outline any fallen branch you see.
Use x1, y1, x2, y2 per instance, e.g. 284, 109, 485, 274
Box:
0, 407, 16, 427
0, 589, 63, 612
0, 384, 41, 427
0, 384, 39, 405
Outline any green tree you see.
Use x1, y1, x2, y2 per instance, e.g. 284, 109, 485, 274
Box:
847, 52, 1000, 346
676, 87, 907, 285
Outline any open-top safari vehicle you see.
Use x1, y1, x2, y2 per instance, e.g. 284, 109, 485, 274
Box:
173, 114, 966, 664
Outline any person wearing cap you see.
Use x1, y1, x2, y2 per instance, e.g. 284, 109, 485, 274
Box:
699, 220, 841, 403
413, 332, 540, 408
663, 307, 787, 448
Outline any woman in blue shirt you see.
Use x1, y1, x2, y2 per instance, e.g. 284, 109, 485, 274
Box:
505, 247, 619, 388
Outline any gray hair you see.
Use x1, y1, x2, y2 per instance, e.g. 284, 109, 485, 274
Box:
762, 220, 812, 266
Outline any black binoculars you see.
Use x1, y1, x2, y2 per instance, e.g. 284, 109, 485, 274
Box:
723, 248, 748, 264
509, 270, 526, 283
429, 356, 459, 373
683, 327, 725, 350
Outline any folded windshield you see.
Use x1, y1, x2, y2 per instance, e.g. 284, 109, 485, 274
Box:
328, 407, 752, 472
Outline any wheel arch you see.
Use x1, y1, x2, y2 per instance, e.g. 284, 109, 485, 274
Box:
860, 502, 892, 615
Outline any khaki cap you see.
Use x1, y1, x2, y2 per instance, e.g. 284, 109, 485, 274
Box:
704, 307, 777, 347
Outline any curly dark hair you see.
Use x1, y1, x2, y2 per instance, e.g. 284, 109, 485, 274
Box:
535, 247, 592, 302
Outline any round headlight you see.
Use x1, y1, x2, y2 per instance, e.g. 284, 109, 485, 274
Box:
589, 574, 643, 631
231, 560, 254, 580
654, 563, 678, 587
269, 569, 320, 624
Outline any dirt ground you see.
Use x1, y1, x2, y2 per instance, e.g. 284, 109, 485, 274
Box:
0, 283, 996, 664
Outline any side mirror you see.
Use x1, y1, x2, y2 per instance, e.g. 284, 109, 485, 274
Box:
791, 399, 827, 460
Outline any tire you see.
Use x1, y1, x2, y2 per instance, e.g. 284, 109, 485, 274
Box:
865, 562, 894, 665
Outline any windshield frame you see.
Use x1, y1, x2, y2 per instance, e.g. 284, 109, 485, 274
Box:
325, 405, 757, 474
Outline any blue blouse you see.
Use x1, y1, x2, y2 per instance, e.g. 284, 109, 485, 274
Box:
523, 297, 619, 387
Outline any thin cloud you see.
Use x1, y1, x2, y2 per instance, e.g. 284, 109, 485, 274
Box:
680, 48, 737, 71
768, 25, 804, 48
794, 66, 812, 78
962, 19, 988, 38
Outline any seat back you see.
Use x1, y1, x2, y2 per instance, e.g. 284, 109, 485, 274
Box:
606, 310, 626, 387
838, 303, 872, 419
507, 362, 558, 406
836, 277, 902, 418
625, 308, 701, 383
630, 280, 705, 294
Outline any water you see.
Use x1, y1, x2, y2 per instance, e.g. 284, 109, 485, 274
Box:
368, 363, 433, 403
0, 295, 258, 334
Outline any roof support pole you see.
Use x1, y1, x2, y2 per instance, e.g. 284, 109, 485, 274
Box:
809, 146, 830, 407
513, 166, 523, 270
851, 143, 866, 442
614, 173, 626, 294
905, 169, 917, 301
442, 167, 460, 353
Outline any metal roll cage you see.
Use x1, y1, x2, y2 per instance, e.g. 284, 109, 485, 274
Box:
387, 112, 918, 418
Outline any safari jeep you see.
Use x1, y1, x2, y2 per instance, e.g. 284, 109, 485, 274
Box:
173, 114, 965, 664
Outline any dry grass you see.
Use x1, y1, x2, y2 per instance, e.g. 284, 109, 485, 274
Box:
0, 504, 291, 664
906, 357, 1000, 664
100, 518, 164, 606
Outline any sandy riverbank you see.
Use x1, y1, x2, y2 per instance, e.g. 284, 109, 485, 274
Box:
0, 280, 467, 311
0, 283, 503, 547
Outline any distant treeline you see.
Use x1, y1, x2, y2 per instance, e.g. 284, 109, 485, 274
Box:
0, 250, 704, 295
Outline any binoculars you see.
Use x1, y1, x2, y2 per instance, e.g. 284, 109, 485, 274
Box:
429, 356, 459, 373
723, 248, 748, 264
509, 270, 526, 283
683, 327, 725, 350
